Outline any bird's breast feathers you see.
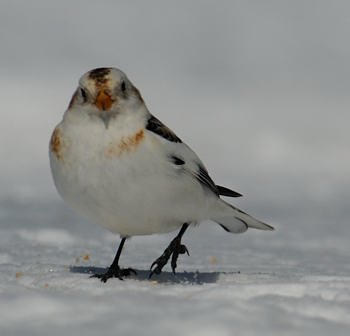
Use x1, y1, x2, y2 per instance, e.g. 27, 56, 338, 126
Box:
105, 129, 145, 158
49, 119, 209, 235
50, 113, 153, 164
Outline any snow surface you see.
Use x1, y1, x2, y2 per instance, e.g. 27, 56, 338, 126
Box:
1, 1, 350, 335
1, 200, 349, 336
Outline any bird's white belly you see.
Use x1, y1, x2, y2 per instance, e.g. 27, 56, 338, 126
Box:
50, 125, 213, 236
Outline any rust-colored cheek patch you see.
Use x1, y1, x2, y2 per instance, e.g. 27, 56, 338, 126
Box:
107, 129, 145, 157
50, 128, 63, 160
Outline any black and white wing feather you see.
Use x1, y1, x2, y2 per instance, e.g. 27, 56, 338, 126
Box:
146, 114, 241, 198
146, 115, 182, 143
145, 113, 274, 233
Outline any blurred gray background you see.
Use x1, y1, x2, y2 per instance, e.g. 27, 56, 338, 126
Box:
1, 0, 349, 254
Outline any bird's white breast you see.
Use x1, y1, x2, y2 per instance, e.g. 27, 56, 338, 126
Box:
49, 113, 213, 236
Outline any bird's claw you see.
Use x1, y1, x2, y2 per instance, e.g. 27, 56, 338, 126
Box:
149, 241, 189, 278
171, 244, 189, 274
91, 267, 137, 283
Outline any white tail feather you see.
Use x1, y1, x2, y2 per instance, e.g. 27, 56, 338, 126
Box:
212, 200, 274, 234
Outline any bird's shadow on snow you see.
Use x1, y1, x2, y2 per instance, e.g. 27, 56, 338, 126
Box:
70, 266, 227, 284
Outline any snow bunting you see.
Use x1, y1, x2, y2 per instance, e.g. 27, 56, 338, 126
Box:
49, 67, 274, 282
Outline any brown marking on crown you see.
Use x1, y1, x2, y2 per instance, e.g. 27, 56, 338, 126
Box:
88, 68, 111, 85
50, 128, 64, 160
106, 129, 145, 157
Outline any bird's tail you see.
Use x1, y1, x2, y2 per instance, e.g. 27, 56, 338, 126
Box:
211, 200, 274, 234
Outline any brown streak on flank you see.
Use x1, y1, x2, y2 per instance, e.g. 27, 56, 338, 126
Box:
107, 129, 145, 157
50, 128, 63, 160
118, 129, 145, 154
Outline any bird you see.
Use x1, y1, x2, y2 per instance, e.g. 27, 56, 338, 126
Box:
49, 67, 274, 282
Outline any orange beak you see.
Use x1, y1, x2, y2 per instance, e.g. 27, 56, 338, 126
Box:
95, 90, 114, 111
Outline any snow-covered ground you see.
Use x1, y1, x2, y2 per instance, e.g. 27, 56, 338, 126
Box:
1, 1, 350, 335
1, 200, 350, 336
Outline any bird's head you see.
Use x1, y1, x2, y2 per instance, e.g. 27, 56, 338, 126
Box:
66, 67, 145, 128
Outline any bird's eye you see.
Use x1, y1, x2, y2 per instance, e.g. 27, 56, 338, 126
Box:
121, 81, 126, 92
80, 88, 87, 101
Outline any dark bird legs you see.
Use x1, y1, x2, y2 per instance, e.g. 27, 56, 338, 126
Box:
92, 223, 189, 282
149, 223, 189, 278
91, 237, 136, 282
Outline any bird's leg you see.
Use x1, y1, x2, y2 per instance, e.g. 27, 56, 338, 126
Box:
91, 237, 136, 282
149, 223, 189, 278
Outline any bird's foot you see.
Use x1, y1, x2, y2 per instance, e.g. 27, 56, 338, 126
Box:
91, 266, 137, 283
149, 236, 189, 278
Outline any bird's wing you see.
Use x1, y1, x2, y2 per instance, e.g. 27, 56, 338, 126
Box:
146, 115, 182, 143
146, 114, 241, 198
216, 185, 242, 198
